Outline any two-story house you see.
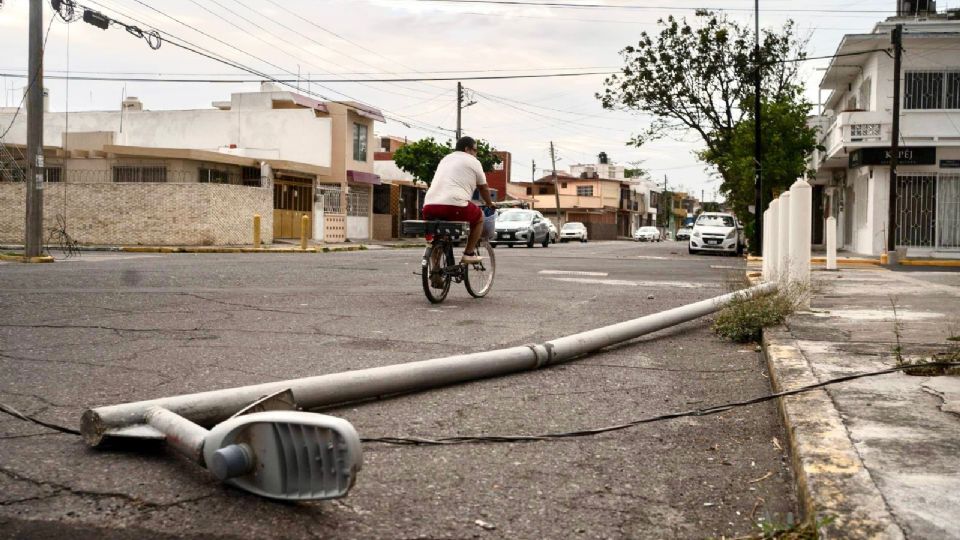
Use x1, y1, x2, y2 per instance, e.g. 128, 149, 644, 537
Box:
810, 4, 960, 258
0, 83, 384, 246
507, 171, 621, 240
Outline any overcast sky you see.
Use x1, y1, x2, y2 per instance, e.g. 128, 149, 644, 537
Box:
0, 0, 918, 200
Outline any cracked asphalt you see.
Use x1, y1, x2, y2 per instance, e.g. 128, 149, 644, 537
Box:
0, 241, 796, 539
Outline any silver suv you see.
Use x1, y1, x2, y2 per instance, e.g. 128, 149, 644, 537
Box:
688, 212, 744, 256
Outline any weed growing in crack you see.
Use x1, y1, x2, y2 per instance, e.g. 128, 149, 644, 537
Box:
713, 282, 808, 343
889, 299, 960, 376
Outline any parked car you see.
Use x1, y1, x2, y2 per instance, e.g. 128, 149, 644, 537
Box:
633, 226, 661, 242
559, 222, 588, 243
492, 209, 552, 248
675, 227, 692, 241
543, 218, 559, 244
688, 212, 744, 256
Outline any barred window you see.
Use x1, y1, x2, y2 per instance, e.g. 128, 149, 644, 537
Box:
113, 166, 167, 183
316, 185, 343, 213
241, 166, 261, 187
904, 71, 960, 109
347, 188, 370, 216
44, 166, 62, 183
576, 185, 594, 196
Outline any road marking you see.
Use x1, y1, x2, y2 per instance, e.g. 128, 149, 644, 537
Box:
545, 277, 708, 288
634, 256, 670, 260
710, 265, 740, 270
538, 270, 609, 277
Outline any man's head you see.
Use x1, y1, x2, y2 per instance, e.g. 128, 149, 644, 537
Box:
455, 136, 477, 155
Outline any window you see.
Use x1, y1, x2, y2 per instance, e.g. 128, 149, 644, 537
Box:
561, 182, 567, 189
858, 77, 872, 111
373, 184, 391, 214
904, 71, 960, 109
538, 186, 549, 194
347, 188, 370, 216
44, 167, 62, 183
576, 185, 593, 197
352, 123, 368, 161
525, 187, 532, 195
241, 166, 261, 187
198, 167, 232, 184
113, 166, 167, 182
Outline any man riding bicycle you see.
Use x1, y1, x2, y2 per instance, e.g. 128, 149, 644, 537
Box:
422, 136, 497, 264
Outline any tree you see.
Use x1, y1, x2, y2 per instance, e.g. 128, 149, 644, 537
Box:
393, 137, 502, 187
597, 10, 806, 183
701, 91, 821, 247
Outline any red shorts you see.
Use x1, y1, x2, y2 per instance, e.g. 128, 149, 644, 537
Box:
422, 203, 482, 226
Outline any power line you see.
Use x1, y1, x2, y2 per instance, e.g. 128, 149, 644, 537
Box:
406, 0, 897, 14
0, 71, 615, 83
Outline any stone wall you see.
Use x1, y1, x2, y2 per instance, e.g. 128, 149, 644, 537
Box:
0, 182, 272, 246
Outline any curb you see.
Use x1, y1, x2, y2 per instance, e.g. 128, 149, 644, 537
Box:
900, 259, 960, 267
762, 329, 904, 539
0, 253, 55, 263
118, 245, 368, 254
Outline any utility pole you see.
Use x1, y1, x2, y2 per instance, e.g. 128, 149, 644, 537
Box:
531, 159, 536, 182
662, 174, 670, 233
25, 0, 44, 258
752, 0, 763, 255
550, 142, 562, 227
456, 81, 462, 140
886, 24, 903, 264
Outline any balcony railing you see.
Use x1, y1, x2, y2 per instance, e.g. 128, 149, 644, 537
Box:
819, 111, 891, 164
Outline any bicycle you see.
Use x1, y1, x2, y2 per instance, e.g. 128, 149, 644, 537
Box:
401, 219, 496, 304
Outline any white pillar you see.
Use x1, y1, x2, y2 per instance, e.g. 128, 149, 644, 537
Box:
767, 199, 780, 283
789, 179, 812, 289
777, 192, 791, 284
762, 210, 771, 281
826, 216, 838, 271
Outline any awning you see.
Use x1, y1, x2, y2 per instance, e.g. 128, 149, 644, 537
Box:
289, 93, 329, 113
347, 170, 381, 185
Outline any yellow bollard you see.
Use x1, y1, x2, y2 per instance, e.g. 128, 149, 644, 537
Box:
300, 214, 310, 251
253, 214, 261, 249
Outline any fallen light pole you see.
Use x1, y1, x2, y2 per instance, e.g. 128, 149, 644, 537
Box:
82, 282, 777, 500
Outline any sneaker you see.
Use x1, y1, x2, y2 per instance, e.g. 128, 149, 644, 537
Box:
461, 253, 483, 264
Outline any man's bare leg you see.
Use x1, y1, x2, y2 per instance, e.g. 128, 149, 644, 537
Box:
465, 221, 482, 255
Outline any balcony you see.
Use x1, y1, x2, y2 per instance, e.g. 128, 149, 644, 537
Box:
818, 111, 891, 167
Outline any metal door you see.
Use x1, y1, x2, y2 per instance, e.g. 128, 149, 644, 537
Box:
895, 175, 936, 248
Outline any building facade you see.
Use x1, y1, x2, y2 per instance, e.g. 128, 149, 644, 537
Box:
0, 83, 384, 246
810, 11, 960, 257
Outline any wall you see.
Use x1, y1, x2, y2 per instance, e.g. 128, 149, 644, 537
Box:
568, 211, 617, 240
0, 108, 332, 168
0, 183, 271, 246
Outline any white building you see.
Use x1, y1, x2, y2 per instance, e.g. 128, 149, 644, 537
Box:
0, 83, 384, 245
811, 5, 960, 258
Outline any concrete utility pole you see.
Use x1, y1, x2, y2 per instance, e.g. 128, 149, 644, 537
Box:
550, 141, 562, 227
886, 24, 903, 264
25, 0, 44, 257
662, 174, 670, 232
456, 81, 462, 140
531, 159, 535, 182
752, 0, 763, 255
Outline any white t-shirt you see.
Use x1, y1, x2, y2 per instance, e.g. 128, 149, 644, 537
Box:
423, 151, 487, 207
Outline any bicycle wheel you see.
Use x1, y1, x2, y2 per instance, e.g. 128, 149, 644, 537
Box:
464, 239, 496, 298
421, 244, 451, 303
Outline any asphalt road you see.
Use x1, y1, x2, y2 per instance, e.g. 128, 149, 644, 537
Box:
0, 240, 796, 539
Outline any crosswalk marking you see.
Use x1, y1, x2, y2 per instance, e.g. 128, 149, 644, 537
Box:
538, 270, 609, 277
545, 277, 708, 288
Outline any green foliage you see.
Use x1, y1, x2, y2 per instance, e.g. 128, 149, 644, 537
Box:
713, 288, 800, 343
392, 138, 502, 187
700, 92, 822, 253
754, 513, 835, 539
598, 10, 809, 246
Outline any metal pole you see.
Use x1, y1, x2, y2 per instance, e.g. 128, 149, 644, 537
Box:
81, 282, 777, 447
752, 0, 763, 256
25, 0, 44, 258
456, 81, 462, 141
886, 24, 903, 263
550, 141, 562, 227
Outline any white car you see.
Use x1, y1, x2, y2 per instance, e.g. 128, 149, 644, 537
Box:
559, 222, 588, 243
633, 226, 661, 242
688, 212, 744, 256
543, 218, 559, 243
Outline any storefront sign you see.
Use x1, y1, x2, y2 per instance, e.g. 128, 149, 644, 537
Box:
941, 159, 960, 169
849, 147, 936, 168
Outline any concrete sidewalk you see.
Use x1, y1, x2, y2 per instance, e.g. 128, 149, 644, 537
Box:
763, 266, 960, 538
1, 239, 428, 256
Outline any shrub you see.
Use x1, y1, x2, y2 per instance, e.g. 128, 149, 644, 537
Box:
713, 287, 800, 343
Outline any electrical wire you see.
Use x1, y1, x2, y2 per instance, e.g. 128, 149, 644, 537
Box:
405, 0, 899, 14
360, 361, 960, 446
0, 71, 617, 83
4, 361, 955, 443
